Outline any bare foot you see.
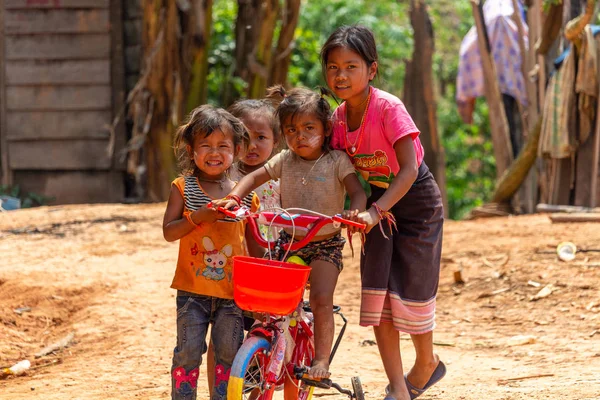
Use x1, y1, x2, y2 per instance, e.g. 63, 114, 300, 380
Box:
386, 383, 411, 400
309, 360, 331, 379
406, 353, 440, 389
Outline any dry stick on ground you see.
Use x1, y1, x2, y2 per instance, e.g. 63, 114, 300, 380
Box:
536, 203, 600, 213
549, 213, 600, 223
498, 373, 555, 385
34, 332, 75, 359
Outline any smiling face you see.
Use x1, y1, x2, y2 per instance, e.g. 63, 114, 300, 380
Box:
282, 112, 328, 160
325, 46, 377, 107
238, 115, 276, 170
187, 128, 237, 178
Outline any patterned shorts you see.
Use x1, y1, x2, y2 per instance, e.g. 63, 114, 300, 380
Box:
269, 230, 346, 271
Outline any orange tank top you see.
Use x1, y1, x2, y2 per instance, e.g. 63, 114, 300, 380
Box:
170, 176, 259, 299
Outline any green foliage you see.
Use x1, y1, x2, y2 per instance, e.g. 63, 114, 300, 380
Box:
206, 1, 246, 105
439, 99, 496, 220
0, 185, 54, 209
291, 0, 412, 93
542, 0, 563, 12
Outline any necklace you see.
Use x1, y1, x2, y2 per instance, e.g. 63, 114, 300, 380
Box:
301, 152, 327, 186
343, 87, 372, 156
197, 176, 226, 189
346, 91, 370, 110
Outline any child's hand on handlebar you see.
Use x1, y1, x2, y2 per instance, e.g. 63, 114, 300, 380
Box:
210, 197, 238, 210
355, 208, 381, 233
342, 208, 361, 234
194, 204, 227, 224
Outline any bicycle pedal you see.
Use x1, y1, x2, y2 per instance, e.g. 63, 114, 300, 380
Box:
301, 377, 332, 389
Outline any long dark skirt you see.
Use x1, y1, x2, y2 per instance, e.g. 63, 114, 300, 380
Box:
359, 162, 444, 334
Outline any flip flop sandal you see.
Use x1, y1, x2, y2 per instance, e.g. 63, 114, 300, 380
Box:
404, 360, 447, 399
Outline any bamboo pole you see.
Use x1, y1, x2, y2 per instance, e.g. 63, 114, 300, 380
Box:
470, 0, 514, 179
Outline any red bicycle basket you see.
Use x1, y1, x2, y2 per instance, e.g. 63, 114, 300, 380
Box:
232, 256, 311, 315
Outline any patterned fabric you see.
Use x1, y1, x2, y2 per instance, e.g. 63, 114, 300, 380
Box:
331, 87, 424, 189
254, 179, 281, 242
539, 49, 577, 159
456, 0, 528, 121
230, 167, 282, 242
265, 149, 355, 236
359, 163, 443, 334
269, 230, 346, 271
170, 176, 259, 299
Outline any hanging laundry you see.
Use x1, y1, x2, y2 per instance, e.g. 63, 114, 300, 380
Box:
456, 0, 528, 123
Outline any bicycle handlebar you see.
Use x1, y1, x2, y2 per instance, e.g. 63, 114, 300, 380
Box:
211, 205, 366, 251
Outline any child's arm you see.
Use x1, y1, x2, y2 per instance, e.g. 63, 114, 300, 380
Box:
358, 136, 418, 232
162, 185, 224, 242
342, 173, 367, 220
212, 167, 272, 209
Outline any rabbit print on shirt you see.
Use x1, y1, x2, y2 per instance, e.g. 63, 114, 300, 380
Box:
200, 236, 232, 281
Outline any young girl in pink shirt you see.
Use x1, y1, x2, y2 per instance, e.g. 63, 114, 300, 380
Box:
321, 25, 445, 400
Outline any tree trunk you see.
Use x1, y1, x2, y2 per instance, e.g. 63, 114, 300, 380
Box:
127, 0, 210, 201
269, 0, 301, 87
403, 0, 448, 216
248, 0, 280, 98
186, 0, 213, 112
470, 0, 514, 179
232, 0, 280, 100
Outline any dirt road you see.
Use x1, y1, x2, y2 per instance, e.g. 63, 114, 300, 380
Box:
1, 204, 599, 399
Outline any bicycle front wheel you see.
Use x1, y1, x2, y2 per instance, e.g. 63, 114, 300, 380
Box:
228, 336, 274, 400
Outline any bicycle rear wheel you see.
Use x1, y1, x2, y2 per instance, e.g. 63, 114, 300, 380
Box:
228, 336, 274, 400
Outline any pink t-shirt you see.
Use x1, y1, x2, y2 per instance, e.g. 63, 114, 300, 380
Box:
331, 86, 424, 189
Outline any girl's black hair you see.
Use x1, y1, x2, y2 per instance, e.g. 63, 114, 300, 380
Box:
174, 104, 248, 175
320, 25, 379, 76
266, 85, 335, 150
227, 99, 280, 143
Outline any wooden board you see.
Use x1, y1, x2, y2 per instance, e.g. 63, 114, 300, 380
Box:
574, 133, 594, 207
6, 85, 111, 111
6, 60, 110, 85
4, 9, 109, 34
6, 111, 112, 140
9, 139, 112, 170
4, 0, 109, 9
0, 0, 10, 185
13, 170, 123, 204
5, 33, 109, 60
110, 0, 126, 170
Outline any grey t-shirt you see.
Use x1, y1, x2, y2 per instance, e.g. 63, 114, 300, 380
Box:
265, 149, 356, 236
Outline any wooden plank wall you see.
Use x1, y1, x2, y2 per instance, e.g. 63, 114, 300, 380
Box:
0, 0, 125, 203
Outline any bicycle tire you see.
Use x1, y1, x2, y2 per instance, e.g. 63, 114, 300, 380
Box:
228, 336, 274, 400
351, 376, 365, 400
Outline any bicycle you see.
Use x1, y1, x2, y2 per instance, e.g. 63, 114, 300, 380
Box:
215, 206, 366, 400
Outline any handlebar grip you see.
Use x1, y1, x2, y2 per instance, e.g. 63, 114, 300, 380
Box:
207, 202, 239, 218
332, 215, 366, 229
217, 207, 238, 218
